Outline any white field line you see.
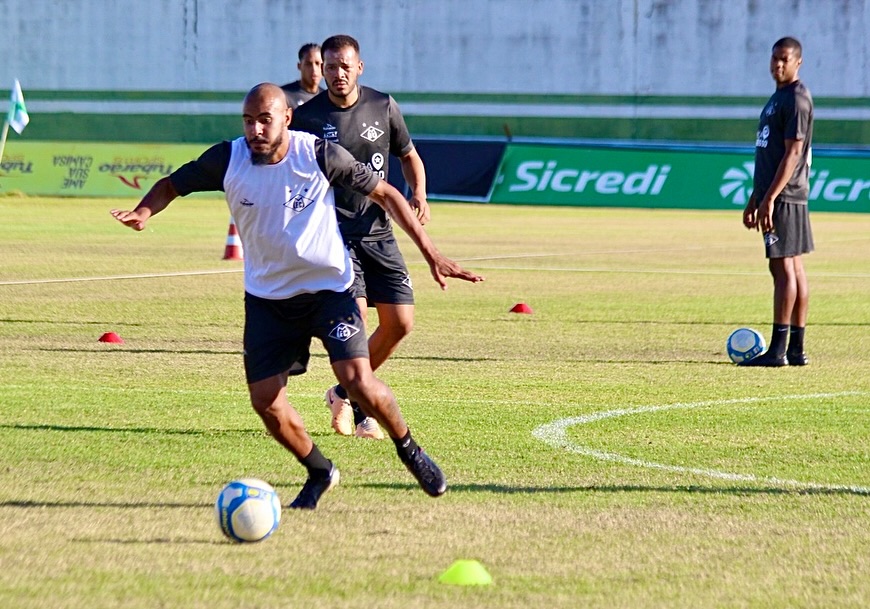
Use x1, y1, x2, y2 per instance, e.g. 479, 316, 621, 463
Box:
4, 252, 870, 285
0, 269, 243, 286
532, 392, 870, 495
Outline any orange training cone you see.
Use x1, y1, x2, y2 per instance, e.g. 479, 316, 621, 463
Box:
510, 302, 533, 314
223, 217, 243, 260
98, 332, 124, 344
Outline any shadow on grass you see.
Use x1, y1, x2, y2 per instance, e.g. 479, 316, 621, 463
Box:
491, 318, 870, 327
0, 423, 264, 436
35, 347, 242, 355
359, 482, 870, 497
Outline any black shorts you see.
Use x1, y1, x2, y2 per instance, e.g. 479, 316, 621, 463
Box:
243, 290, 369, 384
765, 202, 814, 259
346, 238, 415, 306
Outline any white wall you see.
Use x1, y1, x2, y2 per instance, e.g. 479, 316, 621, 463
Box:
1, 0, 867, 97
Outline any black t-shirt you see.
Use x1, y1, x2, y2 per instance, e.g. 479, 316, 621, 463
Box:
291, 86, 414, 240
753, 80, 814, 204
280, 80, 323, 110
169, 136, 377, 198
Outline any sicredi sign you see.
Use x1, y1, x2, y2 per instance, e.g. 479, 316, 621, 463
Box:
491, 143, 870, 212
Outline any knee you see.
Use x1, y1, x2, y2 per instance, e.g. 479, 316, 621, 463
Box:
384, 315, 413, 340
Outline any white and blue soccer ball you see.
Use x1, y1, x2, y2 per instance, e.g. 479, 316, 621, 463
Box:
215, 478, 281, 543
726, 327, 766, 364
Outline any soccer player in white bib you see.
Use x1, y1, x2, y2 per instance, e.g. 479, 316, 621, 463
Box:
111, 83, 483, 509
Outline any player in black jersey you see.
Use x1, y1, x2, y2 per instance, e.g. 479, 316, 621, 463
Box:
741, 37, 814, 367
280, 43, 324, 110
292, 34, 432, 438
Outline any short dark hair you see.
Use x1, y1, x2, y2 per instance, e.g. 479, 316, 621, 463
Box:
773, 37, 802, 58
297, 43, 320, 61
321, 34, 360, 56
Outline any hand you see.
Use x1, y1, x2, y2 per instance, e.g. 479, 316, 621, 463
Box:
742, 204, 758, 230
110, 208, 149, 231
428, 255, 485, 290
409, 195, 431, 225
757, 197, 774, 233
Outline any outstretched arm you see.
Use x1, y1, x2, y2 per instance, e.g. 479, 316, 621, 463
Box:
367, 178, 483, 290
110, 177, 179, 231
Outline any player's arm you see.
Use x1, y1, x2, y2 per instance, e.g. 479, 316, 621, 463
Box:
757, 138, 804, 232
110, 177, 178, 231
367, 178, 483, 289
399, 147, 431, 225
317, 138, 482, 289
110, 142, 230, 231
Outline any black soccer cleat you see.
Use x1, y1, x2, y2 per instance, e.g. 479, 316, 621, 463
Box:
738, 351, 788, 367
289, 466, 340, 509
403, 448, 447, 497
786, 351, 809, 366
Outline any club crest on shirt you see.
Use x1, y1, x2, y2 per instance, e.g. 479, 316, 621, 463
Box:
322, 123, 339, 142
328, 322, 361, 342
284, 185, 314, 212
360, 122, 384, 142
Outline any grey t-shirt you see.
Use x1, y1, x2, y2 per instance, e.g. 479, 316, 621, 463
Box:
280, 80, 323, 110
291, 86, 414, 240
753, 80, 814, 204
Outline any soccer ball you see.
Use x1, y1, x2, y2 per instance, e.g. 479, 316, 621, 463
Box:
726, 327, 766, 364
214, 478, 281, 543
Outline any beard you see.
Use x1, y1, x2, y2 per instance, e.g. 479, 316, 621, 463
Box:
246, 137, 280, 165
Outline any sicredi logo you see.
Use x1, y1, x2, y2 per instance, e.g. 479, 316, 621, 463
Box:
719, 164, 870, 205
508, 161, 670, 195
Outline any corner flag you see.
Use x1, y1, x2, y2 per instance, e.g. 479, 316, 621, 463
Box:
8, 79, 29, 134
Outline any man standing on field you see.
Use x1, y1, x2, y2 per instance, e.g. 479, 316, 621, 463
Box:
741, 36, 814, 367
111, 83, 483, 509
291, 34, 431, 439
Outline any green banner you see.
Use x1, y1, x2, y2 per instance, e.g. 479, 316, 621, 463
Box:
491, 143, 870, 213
0, 141, 209, 197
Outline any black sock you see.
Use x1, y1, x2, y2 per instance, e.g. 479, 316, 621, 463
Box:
392, 429, 419, 463
788, 326, 805, 354
299, 444, 332, 478
334, 385, 348, 400
769, 323, 789, 357
351, 402, 366, 426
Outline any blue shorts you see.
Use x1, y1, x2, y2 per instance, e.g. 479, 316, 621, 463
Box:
243, 290, 369, 384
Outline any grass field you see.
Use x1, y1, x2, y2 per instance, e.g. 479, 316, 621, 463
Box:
1, 196, 868, 609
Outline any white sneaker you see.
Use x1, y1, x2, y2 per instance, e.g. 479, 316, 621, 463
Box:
354, 417, 385, 440
325, 386, 354, 436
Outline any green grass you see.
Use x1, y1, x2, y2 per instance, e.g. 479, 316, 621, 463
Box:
1, 197, 868, 608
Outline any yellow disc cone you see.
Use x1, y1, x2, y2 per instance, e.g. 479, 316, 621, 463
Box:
438, 559, 493, 586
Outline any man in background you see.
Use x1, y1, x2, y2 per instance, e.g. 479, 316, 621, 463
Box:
741, 37, 814, 367
292, 34, 431, 439
281, 43, 323, 109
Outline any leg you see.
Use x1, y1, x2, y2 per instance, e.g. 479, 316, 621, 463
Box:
332, 357, 446, 497
247, 371, 311, 458
769, 256, 798, 325
367, 302, 415, 372
787, 254, 810, 364
790, 254, 809, 327
332, 357, 408, 438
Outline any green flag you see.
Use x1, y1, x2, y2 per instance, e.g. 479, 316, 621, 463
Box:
8, 79, 29, 135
